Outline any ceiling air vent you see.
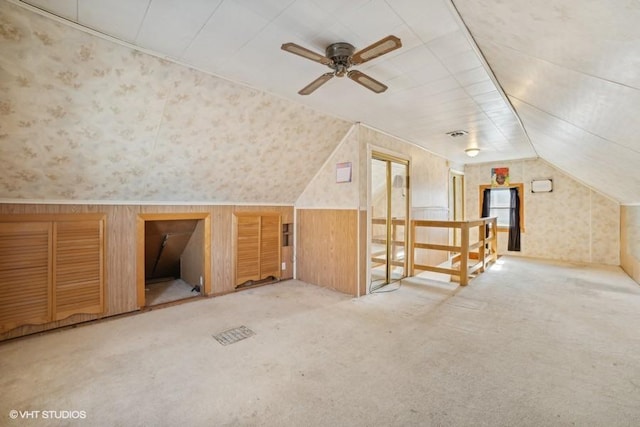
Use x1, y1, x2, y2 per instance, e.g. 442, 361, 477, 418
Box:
446, 130, 468, 138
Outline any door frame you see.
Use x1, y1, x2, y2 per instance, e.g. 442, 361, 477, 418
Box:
136, 213, 211, 308
449, 169, 465, 246
367, 146, 411, 292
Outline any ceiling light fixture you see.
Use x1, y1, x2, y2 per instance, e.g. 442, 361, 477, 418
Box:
465, 147, 481, 158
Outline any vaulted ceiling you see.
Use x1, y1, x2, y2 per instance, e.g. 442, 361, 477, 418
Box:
5, 0, 640, 203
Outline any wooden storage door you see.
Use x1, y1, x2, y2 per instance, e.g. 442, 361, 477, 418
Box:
0, 222, 52, 332
53, 220, 104, 320
260, 215, 281, 280
236, 215, 261, 285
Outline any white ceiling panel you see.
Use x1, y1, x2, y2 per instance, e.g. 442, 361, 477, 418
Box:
452, 0, 640, 89
514, 99, 640, 203
477, 39, 640, 151
454, 66, 491, 87
309, 0, 370, 15
180, 1, 269, 72
427, 30, 472, 60
386, 0, 459, 43
135, 0, 222, 59
334, 0, 404, 43
270, 0, 332, 42
23, 0, 77, 20
78, 0, 150, 43
235, 0, 295, 21
438, 49, 481, 74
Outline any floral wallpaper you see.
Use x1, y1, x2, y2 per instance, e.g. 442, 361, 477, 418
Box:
0, 2, 351, 203
295, 125, 359, 208
465, 158, 620, 265
358, 126, 450, 212
621, 205, 640, 283
295, 124, 451, 215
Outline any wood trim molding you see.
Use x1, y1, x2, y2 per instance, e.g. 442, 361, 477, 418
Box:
478, 183, 525, 232
136, 212, 211, 308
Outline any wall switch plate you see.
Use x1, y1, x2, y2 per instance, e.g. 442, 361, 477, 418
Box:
281, 262, 286, 270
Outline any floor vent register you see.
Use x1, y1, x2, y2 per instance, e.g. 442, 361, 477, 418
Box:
213, 325, 255, 346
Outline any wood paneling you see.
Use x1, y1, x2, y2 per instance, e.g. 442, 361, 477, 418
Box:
260, 214, 281, 279
211, 205, 235, 295
0, 222, 51, 332
359, 209, 367, 296
0, 204, 292, 340
281, 246, 293, 279
235, 215, 261, 285
53, 220, 104, 320
0, 215, 105, 332
297, 209, 358, 295
233, 212, 281, 286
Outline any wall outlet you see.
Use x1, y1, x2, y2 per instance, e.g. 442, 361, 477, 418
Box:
199, 276, 203, 286
281, 262, 286, 271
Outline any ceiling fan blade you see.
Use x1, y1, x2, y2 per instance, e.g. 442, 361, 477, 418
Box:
351, 35, 402, 65
281, 42, 332, 65
347, 70, 388, 93
298, 73, 334, 95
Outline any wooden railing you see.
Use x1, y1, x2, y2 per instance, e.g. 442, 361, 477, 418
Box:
371, 217, 406, 268
409, 217, 497, 285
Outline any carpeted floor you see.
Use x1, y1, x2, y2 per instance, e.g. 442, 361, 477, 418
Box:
1, 256, 640, 426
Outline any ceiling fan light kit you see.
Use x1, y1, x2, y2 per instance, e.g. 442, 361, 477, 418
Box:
281, 35, 402, 95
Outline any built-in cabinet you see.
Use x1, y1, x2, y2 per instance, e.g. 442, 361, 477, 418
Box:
234, 212, 281, 287
0, 214, 105, 332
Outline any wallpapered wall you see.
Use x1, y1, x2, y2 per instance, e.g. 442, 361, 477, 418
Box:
621, 205, 640, 282
465, 159, 620, 265
0, 2, 351, 203
295, 124, 450, 213
295, 125, 360, 208
358, 126, 450, 214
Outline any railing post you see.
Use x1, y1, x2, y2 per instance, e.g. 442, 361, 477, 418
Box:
479, 220, 486, 273
409, 220, 415, 276
460, 222, 469, 285
490, 218, 498, 262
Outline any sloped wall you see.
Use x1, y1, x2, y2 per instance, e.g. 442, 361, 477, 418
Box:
0, 2, 350, 203
295, 125, 360, 209
358, 126, 450, 212
465, 159, 620, 265
359, 126, 451, 269
621, 206, 640, 283
295, 124, 452, 295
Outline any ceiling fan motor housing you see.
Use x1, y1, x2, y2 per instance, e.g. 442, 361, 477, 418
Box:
326, 42, 355, 76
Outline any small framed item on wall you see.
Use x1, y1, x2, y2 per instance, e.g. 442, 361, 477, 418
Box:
491, 167, 509, 187
336, 162, 352, 183
531, 179, 553, 193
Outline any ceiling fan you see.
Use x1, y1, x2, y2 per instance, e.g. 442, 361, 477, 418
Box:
281, 35, 402, 95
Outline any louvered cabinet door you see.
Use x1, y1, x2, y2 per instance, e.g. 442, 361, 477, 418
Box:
235, 215, 261, 286
53, 220, 104, 320
0, 222, 52, 332
260, 215, 281, 280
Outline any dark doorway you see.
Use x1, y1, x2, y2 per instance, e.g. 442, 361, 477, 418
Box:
136, 213, 211, 308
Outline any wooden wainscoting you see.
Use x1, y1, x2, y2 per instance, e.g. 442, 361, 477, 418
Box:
0, 203, 293, 341
297, 209, 358, 295
0, 214, 106, 333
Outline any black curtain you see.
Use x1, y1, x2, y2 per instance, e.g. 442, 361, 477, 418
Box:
508, 187, 521, 251
481, 188, 491, 237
